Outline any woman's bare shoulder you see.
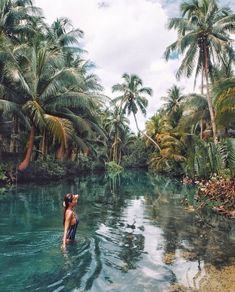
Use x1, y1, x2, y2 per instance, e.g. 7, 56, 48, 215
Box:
65, 209, 73, 218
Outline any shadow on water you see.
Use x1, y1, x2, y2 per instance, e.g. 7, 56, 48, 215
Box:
0, 170, 234, 291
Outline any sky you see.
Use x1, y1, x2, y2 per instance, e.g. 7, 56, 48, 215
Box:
35, 0, 235, 132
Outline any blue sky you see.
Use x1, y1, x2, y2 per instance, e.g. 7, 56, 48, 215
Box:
35, 0, 235, 132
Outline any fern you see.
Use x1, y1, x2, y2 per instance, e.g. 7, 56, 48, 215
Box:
207, 142, 218, 173
226, 139, 235, 176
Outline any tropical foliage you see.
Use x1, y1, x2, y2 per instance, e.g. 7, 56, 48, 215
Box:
0, 0, 234, 185
144, 0, 235, 178
112, 73, 160, 150
0, 1, 148, 177
164, 0, 235, 143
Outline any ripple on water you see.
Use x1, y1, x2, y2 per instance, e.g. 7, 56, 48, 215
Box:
20, 236, 92, 291
0, 231, 61, 256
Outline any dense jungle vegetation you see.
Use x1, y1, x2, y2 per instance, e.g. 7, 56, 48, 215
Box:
0, 0, 234, 193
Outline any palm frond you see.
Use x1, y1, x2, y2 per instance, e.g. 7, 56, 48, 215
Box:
44, 114, 73, 148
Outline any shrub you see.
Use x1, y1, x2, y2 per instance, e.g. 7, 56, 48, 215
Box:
105, 161, 123, 174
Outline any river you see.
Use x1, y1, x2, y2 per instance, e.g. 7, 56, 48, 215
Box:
0, 170, 234, 291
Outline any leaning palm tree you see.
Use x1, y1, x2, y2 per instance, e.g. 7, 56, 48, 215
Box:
145, 113, 172, 147
164, 0, 235, 143
112, 73, 160, 150
0, 39, 88, 170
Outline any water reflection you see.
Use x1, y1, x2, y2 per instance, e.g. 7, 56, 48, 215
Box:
0, 170, 234, 291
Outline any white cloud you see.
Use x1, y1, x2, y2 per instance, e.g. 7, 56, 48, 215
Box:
34, 0, 199, 132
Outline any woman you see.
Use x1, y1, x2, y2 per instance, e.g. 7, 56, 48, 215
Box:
62, 193, 80, 249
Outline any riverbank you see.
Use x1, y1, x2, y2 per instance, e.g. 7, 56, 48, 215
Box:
1, 160, 234, 219
197, 177, 235, 218
0, 159, 148, 187
0, 158, 104, 186
182, 176, 235, 218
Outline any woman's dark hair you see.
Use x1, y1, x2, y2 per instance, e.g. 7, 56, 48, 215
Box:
63, 193, 73, 225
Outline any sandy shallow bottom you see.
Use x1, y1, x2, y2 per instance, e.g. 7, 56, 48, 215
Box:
169, 262, 235, 292
199, 264, 235, 292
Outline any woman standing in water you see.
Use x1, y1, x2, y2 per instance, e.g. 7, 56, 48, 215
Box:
62, 193, 80, 249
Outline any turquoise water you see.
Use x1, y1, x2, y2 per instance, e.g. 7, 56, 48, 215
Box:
0, 170, 234, 291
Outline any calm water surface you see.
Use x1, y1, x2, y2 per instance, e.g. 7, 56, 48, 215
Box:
0, 170, 234, 291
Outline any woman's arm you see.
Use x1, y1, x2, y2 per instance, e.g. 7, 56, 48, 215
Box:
62, 210, 72, 248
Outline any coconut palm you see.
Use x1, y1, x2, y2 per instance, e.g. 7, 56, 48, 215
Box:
103, 106, 130, 163
164, 0, 235, 143
161, 85, 185, 127
0, 0, 41, 41
0, 38, 99, 170
47, 17, 84, 61
162, 85, 184, 113
178, 93, 210, 138
145, 113, 172, 147
148, 131, 186, 173
213, 77, 235, 130
112, 73, 160, 150
211, 47, 235, 81
50, 17, 83, 47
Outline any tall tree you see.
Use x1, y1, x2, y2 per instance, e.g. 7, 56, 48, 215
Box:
47, 17, 84, 63
0, 39, 90, 170
164, 0, 235, 143
161, 85, 185, 127
0, 0, 41, 41
112, 73, 160, 150
213, 77, 235, 130
103, 105, 129, 163
178, 93, 210, 139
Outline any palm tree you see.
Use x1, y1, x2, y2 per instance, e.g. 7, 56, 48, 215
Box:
148, 132, 186, 173
0, 0, 44, 154
213, 77, 235, 130
47, 17, 84, 63
0, 0, 41, 41
112, 73, 160, 150
0, 39, 91, 170
145, 113, 172, 146
164, 0, 235, 143
178, 93, 210, 139
161, 85, 185, 127
212, 47, 235, 81
103, 106, 130, 163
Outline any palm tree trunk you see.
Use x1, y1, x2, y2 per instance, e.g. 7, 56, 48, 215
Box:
10, 116, 19, 153
133, 113, 161, 151
0, 134, 2, 158
200, 120, 203, 140
204, 50, 217, 144
9, 116, 16, 153
56, 144, 65, 160
109, 146, 112, 162
18, 126, 35, 171
14, 117, 19, 153
65, 146, 73, 160
113, 135, 116, 162
41, 130, 46, 159
200, 72, 204, 140
118, 148, 122, 165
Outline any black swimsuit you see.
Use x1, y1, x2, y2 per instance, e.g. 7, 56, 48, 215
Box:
67, 214, 79, 240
